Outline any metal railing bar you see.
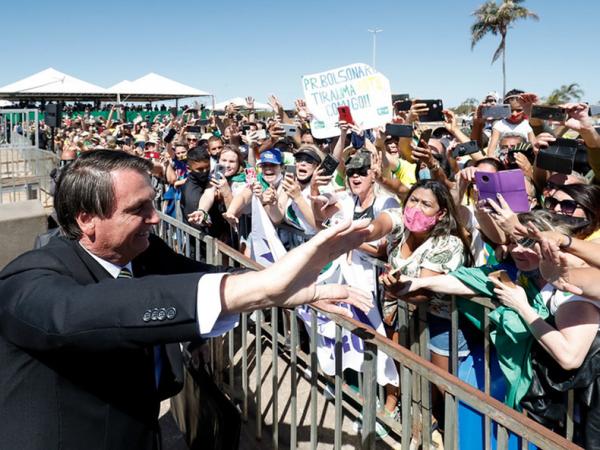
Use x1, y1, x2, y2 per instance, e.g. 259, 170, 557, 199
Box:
334, 323, 343, 450
290, 309, 298, 450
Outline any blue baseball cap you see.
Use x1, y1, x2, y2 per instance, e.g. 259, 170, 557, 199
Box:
258, 148, 283, 165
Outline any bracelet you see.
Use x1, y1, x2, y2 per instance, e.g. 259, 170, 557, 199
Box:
196, 208, 208, 221
559, 234, 572, 249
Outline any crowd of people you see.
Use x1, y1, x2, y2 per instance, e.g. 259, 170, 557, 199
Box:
39, 91, 600, 446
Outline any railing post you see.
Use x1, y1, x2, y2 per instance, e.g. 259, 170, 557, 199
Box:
334, 324, 343, 450
271, 307, 279, 449
361, 341, 377, 450
290, 309, 298, 449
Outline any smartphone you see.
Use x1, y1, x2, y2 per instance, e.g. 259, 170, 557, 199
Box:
506, 143, 534, 167
212, 164, 225, 181
185, 125, 202, 133
337, 105, 355, 125
488, 270, 517, 288
452, 141, 480, 158
419, 128, 433, 145
162, 127, 177, 144
536, 138, 578, 175
385, 123, 413, 138
197, 119, 210, 126
392, 94, 410, 104
475, 169, 530, 213
319, 154, 339, 176
481, 104, 511, 120
588, 105, 600, 117
417, 99, 444, 122
284, 164, 296, 177
279, 123, 298, 138
531, 105, 567, 122
245, 167, 257, 185
394, 100, 412, 112
247, 129, 267, 140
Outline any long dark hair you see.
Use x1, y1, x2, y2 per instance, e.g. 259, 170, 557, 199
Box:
405, 179, 474, 266
551, 183, 600, 238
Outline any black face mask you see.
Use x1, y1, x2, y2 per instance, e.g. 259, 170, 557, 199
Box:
188, 170, 209, 186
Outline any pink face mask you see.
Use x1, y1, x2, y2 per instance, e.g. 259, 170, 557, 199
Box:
403, 206, 439, 233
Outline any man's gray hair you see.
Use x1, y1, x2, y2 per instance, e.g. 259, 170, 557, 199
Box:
499, 132, 526, 143
54, 150, 153, 239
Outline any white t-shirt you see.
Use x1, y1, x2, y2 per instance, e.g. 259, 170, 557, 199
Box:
541, 284, 600, 327
492, 118, 533, 140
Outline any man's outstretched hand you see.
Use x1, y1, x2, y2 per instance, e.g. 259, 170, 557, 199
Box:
221, 219, 374, 315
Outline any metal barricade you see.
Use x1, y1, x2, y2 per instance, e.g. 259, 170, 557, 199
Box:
0, 146, 57, 207
157, 211, 581, 450
0, 109, 39, 148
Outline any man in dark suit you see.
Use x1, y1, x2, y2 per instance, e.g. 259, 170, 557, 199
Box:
0, 150, 372, 450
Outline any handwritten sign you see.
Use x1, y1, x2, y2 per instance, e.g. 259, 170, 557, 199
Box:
302, 63, 392, 139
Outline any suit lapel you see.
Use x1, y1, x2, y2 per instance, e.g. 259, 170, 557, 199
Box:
69, 240, 114, 283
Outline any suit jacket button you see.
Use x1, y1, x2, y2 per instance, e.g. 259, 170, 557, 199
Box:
151, 308, 159, 321
157, 308, 166, 321
166, 307, 176, 320
143, 310, 151, 322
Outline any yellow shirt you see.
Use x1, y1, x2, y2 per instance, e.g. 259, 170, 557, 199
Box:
392, 158, 417, 187
585, 228, 600, 242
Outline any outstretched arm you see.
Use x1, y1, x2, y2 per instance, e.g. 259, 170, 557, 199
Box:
220, 219, 374, 315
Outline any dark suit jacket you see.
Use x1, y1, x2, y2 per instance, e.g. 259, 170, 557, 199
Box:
0, 234, 224, 450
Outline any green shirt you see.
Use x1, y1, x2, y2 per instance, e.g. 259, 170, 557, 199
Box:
449, 265, 549, 409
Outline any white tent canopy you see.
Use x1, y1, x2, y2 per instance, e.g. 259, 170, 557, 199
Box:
213, 96, 273, 111
108, 73, 211, 101
0, 68, 111, 100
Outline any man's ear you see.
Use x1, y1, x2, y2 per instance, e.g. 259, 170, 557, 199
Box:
76, 211, 96, 238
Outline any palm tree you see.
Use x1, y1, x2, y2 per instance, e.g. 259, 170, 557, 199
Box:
470, 0, 539, 98
546, 83, 584, 105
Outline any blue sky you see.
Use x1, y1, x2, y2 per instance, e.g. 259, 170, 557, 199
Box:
0, 0, 597, 108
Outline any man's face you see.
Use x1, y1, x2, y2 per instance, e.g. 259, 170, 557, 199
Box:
85, 169, 159, 265
188, 159, 210, 173
208, 140, 224, 157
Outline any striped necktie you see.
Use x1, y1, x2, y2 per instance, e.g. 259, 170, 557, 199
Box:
118, 267, 133, 279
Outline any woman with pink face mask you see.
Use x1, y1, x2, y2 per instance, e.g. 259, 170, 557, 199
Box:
365, 179, 473, 419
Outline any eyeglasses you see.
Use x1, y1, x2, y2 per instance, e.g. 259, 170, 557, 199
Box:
544, 197, 582, 216
187, 138, 198, 142
347, 168, 369, 177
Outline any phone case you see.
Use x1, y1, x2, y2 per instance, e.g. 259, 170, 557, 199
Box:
536, 139, 577, 175
531, 105, 567, 122
419, 100, 444, 122
337, 106, 354, 124
385, 123, 413, 138
475, 169, 530, 212
452, 141, 480, 158
481, 105, 511, 120
319, 155, 339, 176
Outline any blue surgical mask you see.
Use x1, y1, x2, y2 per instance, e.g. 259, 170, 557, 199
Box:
418, 168, 431, 180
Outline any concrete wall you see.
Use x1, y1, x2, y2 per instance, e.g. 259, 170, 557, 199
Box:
0, 200, 47, 269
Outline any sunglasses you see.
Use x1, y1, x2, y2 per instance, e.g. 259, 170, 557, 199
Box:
347, 167, 369, 178
544, 197, 582, 216
295, 154, 318, 164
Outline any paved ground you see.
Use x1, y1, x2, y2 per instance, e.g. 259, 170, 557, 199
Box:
160, 331, 405, 449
